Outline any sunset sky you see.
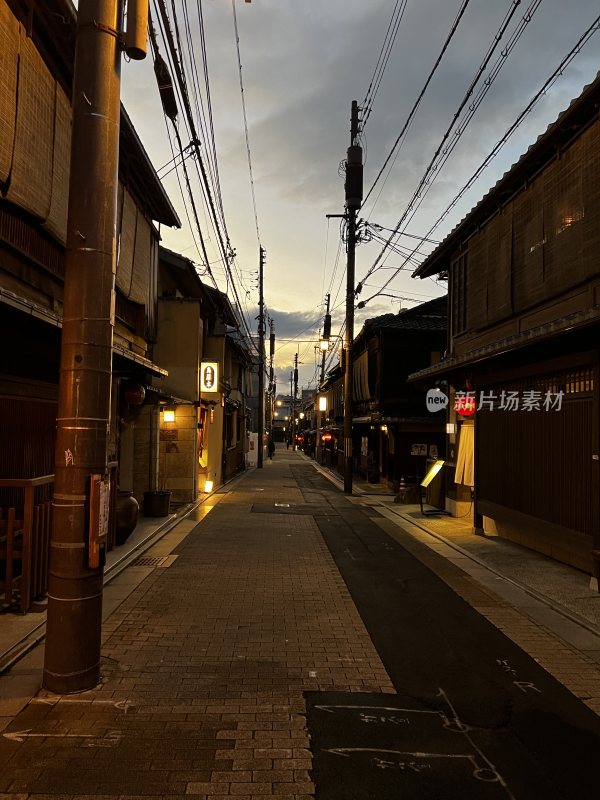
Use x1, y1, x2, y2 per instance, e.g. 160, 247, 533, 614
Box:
117, 0, 600, 388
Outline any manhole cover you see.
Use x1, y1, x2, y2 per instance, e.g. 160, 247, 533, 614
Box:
132, 555, 178, 568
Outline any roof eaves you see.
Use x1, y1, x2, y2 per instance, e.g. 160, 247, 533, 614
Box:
120, 106, 181, 228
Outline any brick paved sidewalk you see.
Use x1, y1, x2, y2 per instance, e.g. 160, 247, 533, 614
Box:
0, 449, 393, 799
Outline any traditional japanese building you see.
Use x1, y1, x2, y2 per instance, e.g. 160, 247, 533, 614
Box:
411, 73, 600, 582
350, 296, 447, 488
0, 0, 179, 610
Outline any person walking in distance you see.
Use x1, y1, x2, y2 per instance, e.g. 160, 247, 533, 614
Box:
268, 438, 275, 460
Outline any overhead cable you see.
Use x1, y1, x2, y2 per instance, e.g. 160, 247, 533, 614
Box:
232, 0, 262, 245
363, 11, 600, 306
362, 0, 473, 208
362, 0, 410, 129
362, 0, 524, 285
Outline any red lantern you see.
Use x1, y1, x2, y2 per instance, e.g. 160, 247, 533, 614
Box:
123, 382, 146, 406
455, 391, 476, 417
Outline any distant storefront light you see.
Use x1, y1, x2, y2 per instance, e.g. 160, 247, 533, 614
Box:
200, 361, 219, 393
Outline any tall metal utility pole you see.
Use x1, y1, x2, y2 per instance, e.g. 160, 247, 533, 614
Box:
342, 101, 363, 495
268, 319, 275, 439
289, 369, 294, 447
43, 0, 148, 694
316, 294, 331, 461
293, 353, 299, 449
257, 246, 266, 468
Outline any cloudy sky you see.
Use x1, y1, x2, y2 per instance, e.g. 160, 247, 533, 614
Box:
118, 0, 600, 389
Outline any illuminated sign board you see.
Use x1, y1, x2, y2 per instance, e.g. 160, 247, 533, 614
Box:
200, 362, 219, 393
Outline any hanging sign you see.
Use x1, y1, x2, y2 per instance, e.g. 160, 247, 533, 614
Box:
200, 362, 219, 393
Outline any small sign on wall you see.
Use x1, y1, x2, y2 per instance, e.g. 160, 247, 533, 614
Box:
200, 361, 219, 392
411, 443, 427, 456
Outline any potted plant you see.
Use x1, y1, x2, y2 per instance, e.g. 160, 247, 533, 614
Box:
143, 457, 171, 517
143, 487, 171, 517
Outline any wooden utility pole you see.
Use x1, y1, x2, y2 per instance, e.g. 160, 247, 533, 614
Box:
43, 0, 147, 694
343, 101, 363, 495
257, 246, 266, 468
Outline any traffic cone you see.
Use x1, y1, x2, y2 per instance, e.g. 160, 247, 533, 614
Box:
399, 475, 406, 491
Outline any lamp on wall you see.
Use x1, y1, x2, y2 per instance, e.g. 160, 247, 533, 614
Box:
163, 407, 175, 423
204, 479, 214, 492
319, 395, 327, 411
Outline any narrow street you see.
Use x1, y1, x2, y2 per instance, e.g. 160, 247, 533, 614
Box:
1, 447, 599, 799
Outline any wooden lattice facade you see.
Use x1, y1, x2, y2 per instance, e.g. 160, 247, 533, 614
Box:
412, 74, 600, 576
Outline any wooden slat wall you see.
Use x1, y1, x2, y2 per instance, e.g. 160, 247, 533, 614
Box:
512, 184, 545, 312
464, 119, 600, 331
0, 398, 57, 510
486, 207, 512, 324
581, 123, 600, 272
477, 369, 595, 536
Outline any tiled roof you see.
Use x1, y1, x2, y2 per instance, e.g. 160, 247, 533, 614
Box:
361, 295, 447, 333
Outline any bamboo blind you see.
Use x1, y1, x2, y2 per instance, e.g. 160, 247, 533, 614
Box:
116, 186, 153, 311
130, 212, 151, 305
43, 84, 71, 244
6, 29, 55, 220
116, 187, 137, 295
0, 1, 19, 186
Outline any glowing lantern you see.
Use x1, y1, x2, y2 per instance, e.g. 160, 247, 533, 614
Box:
455, 391, 476, 417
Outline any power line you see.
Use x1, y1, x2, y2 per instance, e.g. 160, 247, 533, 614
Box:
362, 0, 524, 287
154, 0, 255, 343
362, 0, 473, 209
364, 12, 600, 305
362, 0, 409, 129
232, 0, 261, 245
394, 0, 543, 238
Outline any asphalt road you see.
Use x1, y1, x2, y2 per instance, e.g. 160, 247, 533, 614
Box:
292, 465, 600, 800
